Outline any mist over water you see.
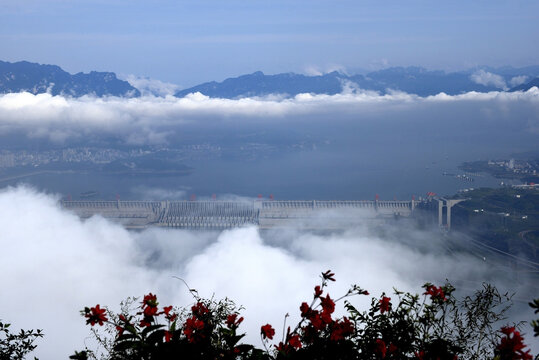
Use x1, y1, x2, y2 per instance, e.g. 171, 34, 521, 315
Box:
1, 115, 535, 200
1, 89, 537, 200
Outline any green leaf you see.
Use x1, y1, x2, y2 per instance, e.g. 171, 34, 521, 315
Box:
117, 333, 139, 341
114, 340, 140, 352
146, 329, 166, 345
141, 324, 164, 338
124, 324, 138, 335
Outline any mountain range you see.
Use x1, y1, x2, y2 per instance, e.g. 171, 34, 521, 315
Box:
1, 60, 539, 99
174, 66, 539, 98
509, 77, 539, 92
0, 60, 139, 97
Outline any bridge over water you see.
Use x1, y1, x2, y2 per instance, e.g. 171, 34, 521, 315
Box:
61, 199, 419, 230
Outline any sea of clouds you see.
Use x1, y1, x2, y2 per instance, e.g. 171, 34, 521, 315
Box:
1, 186, 537, 359
0, 87, 537, 144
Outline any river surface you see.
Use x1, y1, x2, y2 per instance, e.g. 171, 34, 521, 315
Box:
0, 148, 520, 201
1, 100, 537, 200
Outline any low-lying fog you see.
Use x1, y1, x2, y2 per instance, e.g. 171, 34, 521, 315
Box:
1, 186, 537, 359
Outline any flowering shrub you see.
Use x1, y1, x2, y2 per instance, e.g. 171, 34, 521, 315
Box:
72, 293, 267, 360
71, 272, 535, 360
493, 326, 532, 360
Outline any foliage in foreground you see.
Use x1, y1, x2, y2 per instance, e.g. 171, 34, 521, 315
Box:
70, 271, 536, 360
0, 320, 42, 360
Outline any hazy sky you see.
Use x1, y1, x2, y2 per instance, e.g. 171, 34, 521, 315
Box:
1, 0, 538, 87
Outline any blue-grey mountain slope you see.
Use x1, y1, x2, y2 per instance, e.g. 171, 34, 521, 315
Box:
510, 77, 539, 92
3, 60, 538, 99
175, 66, 539, 99
174, 71, 345, 98
350, 67, 497, 96
0, 60, 140, 97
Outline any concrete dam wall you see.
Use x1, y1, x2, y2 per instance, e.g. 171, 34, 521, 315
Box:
61, 199, 418, 229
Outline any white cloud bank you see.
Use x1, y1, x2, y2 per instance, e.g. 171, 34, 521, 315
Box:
122, 75, 180, 97
1, 186, 536, 359
302, 64, 348, 76
0, 87, 538, 144
510, 75, 529, 87
470, 70, 508, 90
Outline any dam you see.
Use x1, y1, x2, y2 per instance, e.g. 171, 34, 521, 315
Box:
61, 199, 419, 230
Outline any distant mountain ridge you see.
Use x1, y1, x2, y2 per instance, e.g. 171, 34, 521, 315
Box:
0, 60, 140, 97
1, 60, 538, 99
175, 71, 345, 98
509, 77, 539, 92
176, 65, 539, 98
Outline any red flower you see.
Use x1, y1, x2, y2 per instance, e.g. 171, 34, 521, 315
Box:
361, 290, 370, 295
320, 294, 335, 314
226, 314, 244, 329
314, 286, 323, 298
309, 312, 324, 330
300, 302, 311, 317
288, 334, 302, 349
163, 306, 177, 322
140, 317, 152, 327
164, 330, 172, 343
191, 302, 209, 317
275, 342, 288, 353
85, 305, 108, 326
388, 343, 398, 354
275, 338, 300, 354
184, 317, 205, 343
330, 317, 354, 341
379, 297, 391, 314
261, 324, 275, 340
142, 293, 158, 307
115, 325, 124, 336
143, 305, 158, 316
424, 285, 447, 302
320, 310, 333, 324
501, 326, 516, 336
496, 326, 532, 360
415, 350, 425, 360
375, 339, 387, 359
116, 313, 128, 335
141, 293, 159, 318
